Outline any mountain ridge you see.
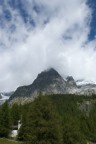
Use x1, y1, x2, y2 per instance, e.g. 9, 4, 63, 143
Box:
9, 68, 96, 104
9, 68, 77, 104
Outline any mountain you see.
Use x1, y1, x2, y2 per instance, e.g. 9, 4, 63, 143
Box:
9, 68, 96, 104
76, 84, 96, 95
9, 68, 77, 104
66, 76, 77, 87
0, 92, 14, 105
2, 91, 14, 96
0, 94, 2, 99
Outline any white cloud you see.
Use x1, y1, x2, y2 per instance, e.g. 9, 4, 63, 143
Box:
0, 0, 95, 91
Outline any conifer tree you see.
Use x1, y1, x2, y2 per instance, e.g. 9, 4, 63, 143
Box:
0, 101, 10, 137
18, 96, 62, 144
10, 103, 20, 125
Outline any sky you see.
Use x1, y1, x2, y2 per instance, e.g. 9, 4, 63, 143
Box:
0, 0, 96, 91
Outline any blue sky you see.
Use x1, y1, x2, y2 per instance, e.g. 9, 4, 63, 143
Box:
0, 0, 95, 40
0, 0, 96, 91
87, 0, 96, 40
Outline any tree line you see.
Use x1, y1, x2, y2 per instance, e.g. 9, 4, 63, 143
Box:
0, 94, 96, 143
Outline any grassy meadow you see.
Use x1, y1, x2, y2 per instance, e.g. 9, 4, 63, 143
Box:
0, 139, 23, 144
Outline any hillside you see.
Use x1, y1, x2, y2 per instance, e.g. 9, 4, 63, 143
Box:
1, 94, 96, 143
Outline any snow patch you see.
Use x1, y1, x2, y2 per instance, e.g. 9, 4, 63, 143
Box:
76, 79, 96, 86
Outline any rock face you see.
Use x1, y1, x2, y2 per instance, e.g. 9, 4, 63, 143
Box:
66, 76, 76, 87
9, 68, 96, 104
76, 84, 96, 96
9, 68, 77, 104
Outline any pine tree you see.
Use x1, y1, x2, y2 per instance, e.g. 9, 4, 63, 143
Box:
10, 103, 20, 126
0, 101, 11, 137
62, 116, 86, 144
18, 96, 62, 144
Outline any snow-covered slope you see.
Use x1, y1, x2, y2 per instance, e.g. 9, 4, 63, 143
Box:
76, 79, 96, 86
0, 92, 13, 105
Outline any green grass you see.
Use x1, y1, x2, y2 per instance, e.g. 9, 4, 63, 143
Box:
0, 139, 23, 144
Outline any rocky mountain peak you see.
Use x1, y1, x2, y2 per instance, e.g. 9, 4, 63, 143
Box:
66, 76, 74, 81
32, 68, 66, 92
9, 68, 67, 103
9, 68, 96, 105
66, 76, 76, 87
37, 68, 61, 79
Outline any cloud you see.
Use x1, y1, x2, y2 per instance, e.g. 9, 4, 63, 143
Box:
0, 0, 95, 91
